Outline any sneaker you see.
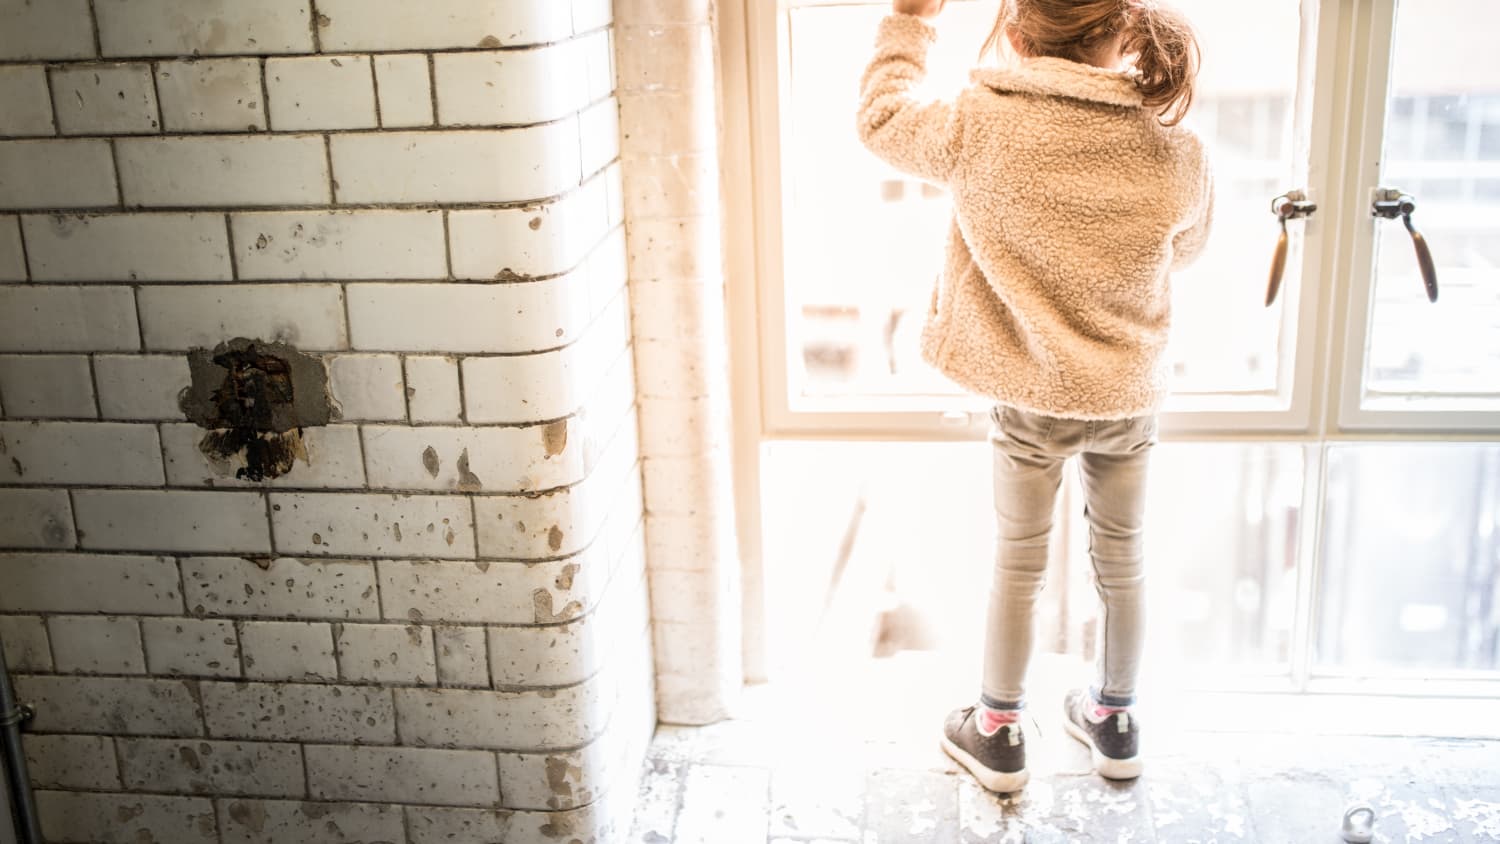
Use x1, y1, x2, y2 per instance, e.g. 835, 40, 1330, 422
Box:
939, 706, 1029, 792
1062, 689, 1142, 780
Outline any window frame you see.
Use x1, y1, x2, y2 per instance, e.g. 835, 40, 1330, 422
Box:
721, 0, 1500, 694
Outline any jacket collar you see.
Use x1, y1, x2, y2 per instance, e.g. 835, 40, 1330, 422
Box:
971, 57, 1143, 108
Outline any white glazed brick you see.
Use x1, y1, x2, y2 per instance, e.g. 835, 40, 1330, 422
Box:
582, 30, 615, 101
634, 334, 724, 399
23, 212, 232, 282
73, 489, 272, 553
0, 0, 94, 61
161, 423, 366, 489
239, 620, 336, 681
0, 355, 96, 418
50, 63, 160, 135
0, 215, 23, 280
0, 139, 117, 209
334, 622, 436, 685
574, 0, 614, 31
347, 276, 592, 354
473, 422, 640, 560
36, 791, 216, 844
0, 286, 139, 352
360, 424, 584, 494
496, 745, 609, 812
181, 556, 379, 620
0, 615, 51, 671
117, 135, 330, 207
141, 618, 241, 678
0, 489, 76, 549
201, 681, 395, 744
375, 551, 608, 626
0, 66, 55, 136
48, 615, 146, 674
578, 97, 620, 176
331, 124, 581, 204
490, 564, 647, 687
392, 677, 608, 751
306, 745, 499, 807
435, 44, 589, 127
488, 617, 602, 688
0, 421, 163, 486
328, 354, 406, 421
94, 0, 313, 57
434, 625, 489, 688
24, 735, 120, 790
462, 297, 630, 423
118, 738, 304, 797
373, 54, 433, 129
0, 553, 181, 614
94, 355, 191, 420
218, 800, 405, 844
155, 59, 266, 132
404, 356, 463, 424
137, 283, 347, 351
449, 177, 610, 280
15, 675, 204, 736
269, 492, 477, 558
266, 55, 376, 131
317, 0, 573, 51
232, 210, 447, 280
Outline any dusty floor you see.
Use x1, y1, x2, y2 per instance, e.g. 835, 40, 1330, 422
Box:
628, 655, 1500, 843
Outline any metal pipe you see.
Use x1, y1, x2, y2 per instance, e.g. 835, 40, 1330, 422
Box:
0, 639, 41, 844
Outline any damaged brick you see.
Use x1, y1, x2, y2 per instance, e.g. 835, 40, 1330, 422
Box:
179, 338, 333, 482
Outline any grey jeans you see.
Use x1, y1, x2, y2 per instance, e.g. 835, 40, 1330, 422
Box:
981, 405, 1157, 711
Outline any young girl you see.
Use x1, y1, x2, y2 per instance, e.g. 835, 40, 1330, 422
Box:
857, 0, 1212, 791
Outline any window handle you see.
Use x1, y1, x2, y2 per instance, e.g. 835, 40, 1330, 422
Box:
1265, 191, 1317, 307
1372, 189, 1439, 303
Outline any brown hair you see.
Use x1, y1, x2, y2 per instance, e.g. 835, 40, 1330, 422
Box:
980, 0, 1201, 126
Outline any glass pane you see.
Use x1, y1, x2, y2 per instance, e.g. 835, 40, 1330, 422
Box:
1316, 445, 1500, 673
779, 1, 1307, 407
1363, 0, 1500, 407
759, 440, 1303, 687
1138, 444, 1304, 678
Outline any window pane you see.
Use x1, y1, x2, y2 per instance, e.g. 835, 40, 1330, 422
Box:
1363, 0, 1500, 407
780, 1, 1307, 408
759, 441, 1303, 686
1141, 444, 1304, 676
1316, 445, 1500, 673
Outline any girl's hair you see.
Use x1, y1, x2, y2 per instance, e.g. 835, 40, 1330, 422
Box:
980, 0, 1201, 126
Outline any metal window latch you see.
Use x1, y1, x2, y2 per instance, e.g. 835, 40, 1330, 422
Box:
1371, 188, 1439, 303
1265, 191, 1317, 307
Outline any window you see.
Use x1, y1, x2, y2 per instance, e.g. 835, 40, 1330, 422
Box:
732, 0, 1500, 694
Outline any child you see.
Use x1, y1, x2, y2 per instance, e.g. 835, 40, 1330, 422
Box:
857, 0, 1213, 791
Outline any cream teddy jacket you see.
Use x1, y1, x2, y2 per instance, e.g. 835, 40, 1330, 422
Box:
857, 14, 1214, 420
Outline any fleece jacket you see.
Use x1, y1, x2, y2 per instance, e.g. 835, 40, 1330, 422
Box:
857, 14, 1215, 420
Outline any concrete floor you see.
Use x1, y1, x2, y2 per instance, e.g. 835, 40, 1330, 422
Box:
628, 655, 1500, 843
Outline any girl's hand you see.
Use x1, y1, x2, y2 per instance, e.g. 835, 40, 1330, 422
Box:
893, 0, 946, 18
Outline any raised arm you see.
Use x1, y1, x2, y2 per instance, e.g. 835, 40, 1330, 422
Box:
856, 13, 965, 186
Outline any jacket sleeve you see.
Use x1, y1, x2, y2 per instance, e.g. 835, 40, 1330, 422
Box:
1170, 145, 1215, 271
856, 14, 964, 186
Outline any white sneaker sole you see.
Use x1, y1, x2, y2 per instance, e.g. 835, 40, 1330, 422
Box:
1062, 715, 1143, 780
939, 734, 1030, 793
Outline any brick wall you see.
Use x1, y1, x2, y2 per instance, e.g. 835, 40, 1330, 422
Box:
0, 1, 655, 841
615, 0, 743, 724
